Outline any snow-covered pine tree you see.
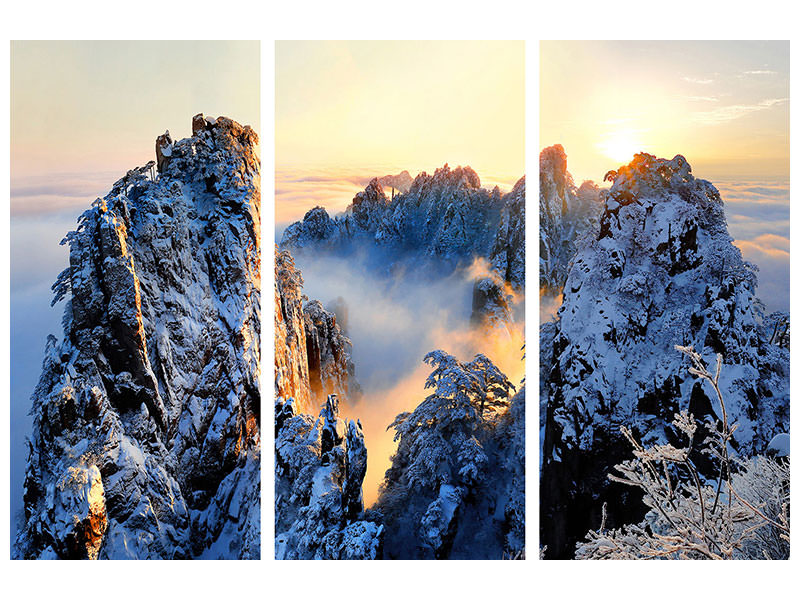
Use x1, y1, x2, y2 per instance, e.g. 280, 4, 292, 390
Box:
374, 350, 522, 559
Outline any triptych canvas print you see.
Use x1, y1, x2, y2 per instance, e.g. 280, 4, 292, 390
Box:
7, 39, 789, 562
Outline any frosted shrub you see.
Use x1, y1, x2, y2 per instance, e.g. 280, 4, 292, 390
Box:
576, 346, 789, 560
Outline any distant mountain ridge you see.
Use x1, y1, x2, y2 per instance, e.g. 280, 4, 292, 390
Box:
281, 163, 525, 291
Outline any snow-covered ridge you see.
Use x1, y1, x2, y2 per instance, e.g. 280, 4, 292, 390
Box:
540, 151, 789, 559
16, 115, 260, 559
281, 164, 525, 291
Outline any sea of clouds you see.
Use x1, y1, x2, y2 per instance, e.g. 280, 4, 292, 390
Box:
289, 246, 526, 506
716, 179, 790, 314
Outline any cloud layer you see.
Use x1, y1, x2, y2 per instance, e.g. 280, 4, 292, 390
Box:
11, 172, 119, 216
290, 246, 525, 506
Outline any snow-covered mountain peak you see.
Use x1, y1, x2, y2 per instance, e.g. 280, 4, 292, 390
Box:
15, 114, 261, 560
540, 148, 788, 559
602, 153, 720, 216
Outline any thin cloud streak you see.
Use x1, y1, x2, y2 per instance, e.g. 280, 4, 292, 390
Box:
692, 98, 787, 125
683, 76, 715, 84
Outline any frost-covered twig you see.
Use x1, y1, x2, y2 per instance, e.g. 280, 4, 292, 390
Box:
576, 347, 789, 560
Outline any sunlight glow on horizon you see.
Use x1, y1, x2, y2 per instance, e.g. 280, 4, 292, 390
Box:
541, 41, 789, 184
596, 130, 648, 165
276, 41, 524, 185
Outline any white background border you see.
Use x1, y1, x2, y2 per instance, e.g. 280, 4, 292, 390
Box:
1, 1, 797, 598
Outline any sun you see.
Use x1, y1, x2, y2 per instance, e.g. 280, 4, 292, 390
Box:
597, 132, 643, 165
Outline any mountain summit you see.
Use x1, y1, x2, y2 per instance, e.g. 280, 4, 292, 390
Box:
15, 115, 261, 559
540, 152, 789, 558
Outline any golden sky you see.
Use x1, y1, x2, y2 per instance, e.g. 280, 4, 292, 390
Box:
11, 41, 260, 186
276, 41, 524, 188
540, 41, 789, 183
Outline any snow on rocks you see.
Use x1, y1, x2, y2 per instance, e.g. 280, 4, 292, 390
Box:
539, 144, 603, 295
767, 433, 790, 458
49, 462, 108, 559
540, 151, 790, 559
15, 114, 261, 560
304, 300, 362, 403
275, 394, 381, 559
281, 164, 525, 291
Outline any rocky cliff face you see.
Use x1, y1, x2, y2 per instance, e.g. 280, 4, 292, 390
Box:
274, 248, 360, 415
275, 249, 312, 413
539, 145, 602, 294
274, 249, 377, 558
275, 395, 381, 559
15, 115, 261, 560
540, 152, 789, 558
281, 164, 525, 291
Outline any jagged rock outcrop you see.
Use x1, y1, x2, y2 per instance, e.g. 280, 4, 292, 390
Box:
378, 170, 413, 195
275, 249, 312, 413
275, 395, 382, 559
16, 114, 261, 560
539, 144, 602, 294
470, 273, 514, 338
489, 176, 526, 289
281, 164, 525, 290
274, 248, 374, 559
540, 152, 789, 558
304, 300, 362, 402
274, 248, 360, 415
470, 175, 526, 333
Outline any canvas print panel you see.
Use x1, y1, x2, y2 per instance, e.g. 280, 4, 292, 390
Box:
10, 41, 261, 559
274, 40, 526, 560
539, 40, 789, 560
